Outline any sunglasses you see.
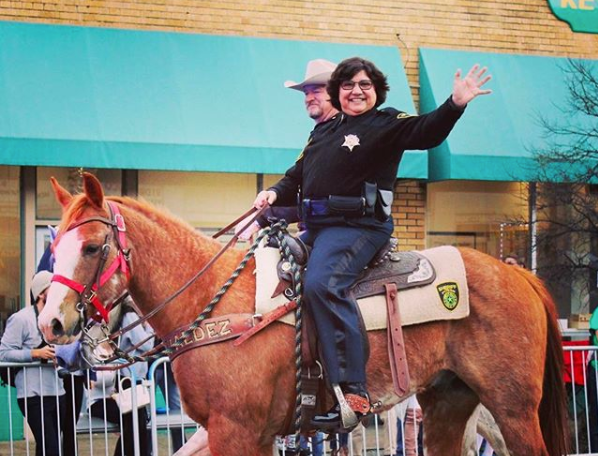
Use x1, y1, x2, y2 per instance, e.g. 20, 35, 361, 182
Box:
340, 80, 374, 91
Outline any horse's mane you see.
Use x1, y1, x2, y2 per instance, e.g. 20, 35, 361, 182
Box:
57, 193, 218, 248
109, 195, 207, 237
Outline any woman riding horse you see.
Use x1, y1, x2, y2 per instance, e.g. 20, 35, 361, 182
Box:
253, 57, 492, 430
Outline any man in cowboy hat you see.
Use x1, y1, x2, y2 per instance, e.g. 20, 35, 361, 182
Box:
236, 58, 339, 240
284, 58, 339, 125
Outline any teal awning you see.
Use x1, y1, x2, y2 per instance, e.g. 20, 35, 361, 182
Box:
420, 47, 597, 181
0, 22, 426, 178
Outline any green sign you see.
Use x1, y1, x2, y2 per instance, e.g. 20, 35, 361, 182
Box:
547, 0, 598, 34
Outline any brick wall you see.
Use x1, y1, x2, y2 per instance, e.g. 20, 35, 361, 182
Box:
393, 180, 426, 250
2, 0, 597, 250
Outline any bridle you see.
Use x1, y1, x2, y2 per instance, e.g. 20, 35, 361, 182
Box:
51, 199, 266, 367
51, 201, 131, 324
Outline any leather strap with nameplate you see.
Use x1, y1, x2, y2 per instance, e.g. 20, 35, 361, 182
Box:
385, 283, 410, 396
166, 313, 256, 361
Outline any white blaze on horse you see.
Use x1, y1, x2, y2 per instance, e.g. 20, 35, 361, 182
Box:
39, 173, 569, 456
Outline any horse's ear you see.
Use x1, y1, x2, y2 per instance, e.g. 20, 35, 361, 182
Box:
82, 172, 105, 209
50, 177, 73, 209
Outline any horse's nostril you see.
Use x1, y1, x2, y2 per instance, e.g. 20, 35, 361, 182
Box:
51, 318, 64, 337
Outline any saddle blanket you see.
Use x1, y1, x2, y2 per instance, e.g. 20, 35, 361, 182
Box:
255, 245, 469, 330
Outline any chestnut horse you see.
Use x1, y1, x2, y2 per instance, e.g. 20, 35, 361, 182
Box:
38, 173, 568, 456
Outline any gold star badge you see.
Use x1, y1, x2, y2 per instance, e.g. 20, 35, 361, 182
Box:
342, 134, 360, 152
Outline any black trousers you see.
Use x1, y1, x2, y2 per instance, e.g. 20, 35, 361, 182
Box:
90, 398, 150, 456
17, 395, 65, 456
301, 218, 393, 384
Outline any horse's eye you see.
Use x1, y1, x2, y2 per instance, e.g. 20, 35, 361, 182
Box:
83, 245, 101, 256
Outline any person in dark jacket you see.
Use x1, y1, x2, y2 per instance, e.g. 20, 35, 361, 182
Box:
253, 57, 492, 430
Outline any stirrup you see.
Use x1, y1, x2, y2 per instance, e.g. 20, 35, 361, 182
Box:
332, 384, 359, 429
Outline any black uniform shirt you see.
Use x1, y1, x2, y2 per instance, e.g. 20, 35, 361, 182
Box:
270, 96, 464, 206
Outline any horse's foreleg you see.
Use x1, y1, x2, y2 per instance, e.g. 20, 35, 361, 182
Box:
418, 374, 480, 456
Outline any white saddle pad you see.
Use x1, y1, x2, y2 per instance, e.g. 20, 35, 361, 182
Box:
255, 245, 469, 330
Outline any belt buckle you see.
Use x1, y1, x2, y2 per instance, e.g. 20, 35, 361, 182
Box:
302, 199, 311, 217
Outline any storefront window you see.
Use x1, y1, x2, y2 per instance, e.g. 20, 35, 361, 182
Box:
0, 166, 20, 335
138, 171, 257, 232
426, 181, 528, 260
36, 167, 122, 220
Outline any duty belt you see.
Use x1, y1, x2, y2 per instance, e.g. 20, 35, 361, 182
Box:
301, 196, 369, 218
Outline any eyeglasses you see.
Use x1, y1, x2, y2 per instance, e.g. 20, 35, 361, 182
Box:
340, 80, 374, 91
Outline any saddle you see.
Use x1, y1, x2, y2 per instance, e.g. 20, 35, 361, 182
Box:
271, 235, 436, 300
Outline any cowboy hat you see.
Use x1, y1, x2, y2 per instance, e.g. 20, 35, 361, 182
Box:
284, 59, 337, 91
31, 270, 52, 302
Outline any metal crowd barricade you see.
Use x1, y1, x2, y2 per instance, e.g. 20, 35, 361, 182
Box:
2, 346, 598, 456
0, 361, 66, 456
0, 358, 201, 456
563, 343, 598, 456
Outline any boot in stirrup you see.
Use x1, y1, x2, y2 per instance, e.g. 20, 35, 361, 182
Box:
311, 382, 374, 432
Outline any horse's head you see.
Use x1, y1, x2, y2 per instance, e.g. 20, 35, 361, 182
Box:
38, 173, 131, 344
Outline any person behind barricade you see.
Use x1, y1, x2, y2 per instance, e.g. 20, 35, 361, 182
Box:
88, 302, 154, 456
253, 56, 492, 430
395, 397, 423, 456
235, 59, 339, 241
0, 270, 65, 456
503, 252, 526, 269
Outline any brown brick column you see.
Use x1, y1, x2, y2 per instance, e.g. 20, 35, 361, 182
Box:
393, 180, 425, 252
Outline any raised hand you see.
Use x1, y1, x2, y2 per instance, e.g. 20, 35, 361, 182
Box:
452, 64, 492, 108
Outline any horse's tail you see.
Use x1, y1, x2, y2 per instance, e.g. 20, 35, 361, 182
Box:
516, 268, 569, 456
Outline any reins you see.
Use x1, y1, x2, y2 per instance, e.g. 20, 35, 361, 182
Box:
84, 204, 267, 365
106, 205, 264, 343
95, 218, 275, 369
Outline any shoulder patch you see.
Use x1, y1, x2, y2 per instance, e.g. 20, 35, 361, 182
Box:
397, 112, 416, 119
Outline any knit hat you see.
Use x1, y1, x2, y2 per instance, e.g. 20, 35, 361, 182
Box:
31, 271, 53, 302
